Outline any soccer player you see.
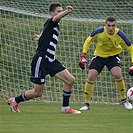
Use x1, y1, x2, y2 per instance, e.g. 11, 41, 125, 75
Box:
8, 2, 81, 114
79, 16, 133, 110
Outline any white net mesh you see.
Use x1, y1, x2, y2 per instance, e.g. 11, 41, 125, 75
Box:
1, 0, 133, 103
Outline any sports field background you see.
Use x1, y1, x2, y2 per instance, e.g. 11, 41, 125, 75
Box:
0, 101, 133, 133
1, 0, 133, 103
1, 1, 133, 133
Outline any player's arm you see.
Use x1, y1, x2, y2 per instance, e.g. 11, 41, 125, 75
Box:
79, 35, 96, 70
124, 44, 133, 75
119, 30, 133, 63
82, 36, 95, 54
79, 26, 103, 70
119, 30, 133, 75
32, 32, 42, 41
53, 6, 73, 22
124, 45, 133, 62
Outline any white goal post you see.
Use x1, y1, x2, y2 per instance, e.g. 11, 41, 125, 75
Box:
1, 0, 133, 104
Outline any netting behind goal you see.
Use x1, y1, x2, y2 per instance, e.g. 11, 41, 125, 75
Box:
1, 0, 133, 104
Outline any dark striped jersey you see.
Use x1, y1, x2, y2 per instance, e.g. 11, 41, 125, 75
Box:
36, 18, 60, 62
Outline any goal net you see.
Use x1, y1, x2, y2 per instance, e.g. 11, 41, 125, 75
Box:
1, 0, 133, 104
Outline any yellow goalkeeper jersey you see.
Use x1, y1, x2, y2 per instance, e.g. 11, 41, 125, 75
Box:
83, 26, 133, 62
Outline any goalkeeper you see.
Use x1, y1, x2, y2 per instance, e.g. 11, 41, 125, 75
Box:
8, 2, 81, 114
79, 16, 133, 110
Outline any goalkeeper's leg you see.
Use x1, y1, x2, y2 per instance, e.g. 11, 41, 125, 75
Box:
80, 80, 94, 110
115, 77, 132, 110
80, 69, 98, 111
111, 66, 132, 110
115, 77, 126, 100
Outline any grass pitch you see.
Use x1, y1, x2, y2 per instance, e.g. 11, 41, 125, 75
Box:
0, 101, 133, 133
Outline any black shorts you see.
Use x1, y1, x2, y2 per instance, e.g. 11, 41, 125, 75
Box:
30, 55, 66, 84
89, 55, 121, 73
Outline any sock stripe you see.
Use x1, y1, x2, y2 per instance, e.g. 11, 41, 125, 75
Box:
115, 77, 123, 82
62, 91, 71, 96
86, 80, 94, 85
22, 93, 27, 101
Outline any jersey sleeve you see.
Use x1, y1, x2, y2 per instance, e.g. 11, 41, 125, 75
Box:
43, 18, 58, 31
82, 36, 96, 53
124, 44, 133, 63
117, 30, 133, 62
82, 27, 104, 53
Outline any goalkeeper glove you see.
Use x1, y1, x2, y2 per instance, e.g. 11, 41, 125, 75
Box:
79, 53, 88, 70
128, 63, 133, 76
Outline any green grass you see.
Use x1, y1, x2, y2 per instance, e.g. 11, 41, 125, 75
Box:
0, 101, 133, 133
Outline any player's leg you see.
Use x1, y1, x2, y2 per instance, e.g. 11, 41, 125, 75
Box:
8, 84, 45, 112
80, 56, 104, 110
25, 84, 44, 99
108, 55, 132, 110
47, 59, 80, 114
110, 66, 132, 110
80, 69, 98, 110
55, 69, 81, 114
110, 66, 126, 99
8, 55, 46, 112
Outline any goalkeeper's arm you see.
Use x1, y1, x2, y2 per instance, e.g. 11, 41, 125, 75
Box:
126, 45, 133, 76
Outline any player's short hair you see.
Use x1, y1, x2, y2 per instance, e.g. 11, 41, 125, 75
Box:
49, 2, 62, 12
105, 16, 116, 23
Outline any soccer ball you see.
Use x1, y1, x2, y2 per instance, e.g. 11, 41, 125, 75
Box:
127, 87, 133, 101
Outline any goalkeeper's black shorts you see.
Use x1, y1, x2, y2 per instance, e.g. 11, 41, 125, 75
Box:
89, 55, 121, 73
30, 55, 66, 84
